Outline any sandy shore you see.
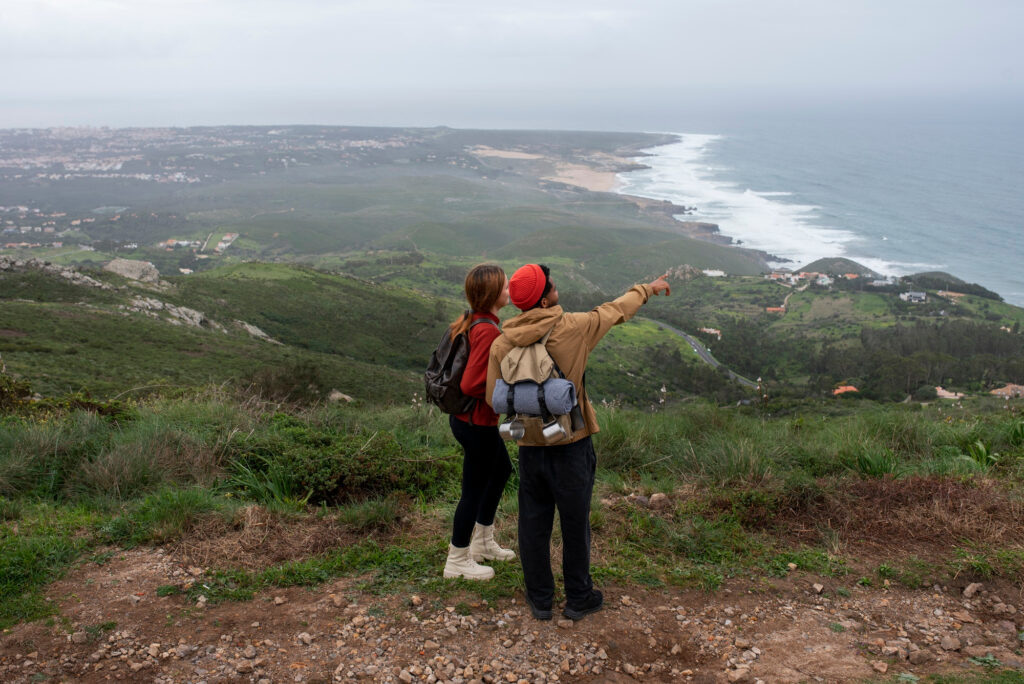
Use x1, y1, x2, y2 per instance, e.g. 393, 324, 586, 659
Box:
541, 163, 620, 192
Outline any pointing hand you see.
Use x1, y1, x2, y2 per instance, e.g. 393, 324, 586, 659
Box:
649, 273, 671, 296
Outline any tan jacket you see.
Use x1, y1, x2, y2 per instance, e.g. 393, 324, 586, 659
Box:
486, 283, 655, 445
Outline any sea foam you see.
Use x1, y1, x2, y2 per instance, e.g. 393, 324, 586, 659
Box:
618, 135, 883, 271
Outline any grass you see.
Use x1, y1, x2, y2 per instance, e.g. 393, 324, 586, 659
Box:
1, 389, 1024, 631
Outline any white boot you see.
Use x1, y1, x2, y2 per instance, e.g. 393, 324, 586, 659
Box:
443, 544, 494, 580
470, 523, 516, 562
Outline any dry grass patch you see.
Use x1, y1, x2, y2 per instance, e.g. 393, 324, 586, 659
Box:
792, 476, 1024, 553
173, 505, 362, 571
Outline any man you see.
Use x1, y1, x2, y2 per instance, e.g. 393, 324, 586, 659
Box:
486, 264, 671, 621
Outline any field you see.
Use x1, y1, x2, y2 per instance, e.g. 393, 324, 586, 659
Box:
3, 126, 1024, 682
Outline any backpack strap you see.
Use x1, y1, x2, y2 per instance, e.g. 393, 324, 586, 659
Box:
541, 315, 566, 380
469, 317, 500, 332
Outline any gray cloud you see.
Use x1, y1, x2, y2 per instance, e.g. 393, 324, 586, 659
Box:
1, 0, 1021, 126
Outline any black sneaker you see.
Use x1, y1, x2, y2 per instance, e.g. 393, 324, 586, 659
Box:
524, 594, 552, 621
563, 589, 603, 621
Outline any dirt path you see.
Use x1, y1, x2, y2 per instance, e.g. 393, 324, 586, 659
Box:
2, 548, 1023, 683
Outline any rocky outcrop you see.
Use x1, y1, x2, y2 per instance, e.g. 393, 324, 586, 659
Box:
234, 320, 282, 345
104, 258, 162, 284
123, 297, 226, 332
0, 255, 112, 289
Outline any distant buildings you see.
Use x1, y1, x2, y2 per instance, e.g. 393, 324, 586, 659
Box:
833, 385, 859, 396
991, 384, 1024, 399
900, 291, 927, 303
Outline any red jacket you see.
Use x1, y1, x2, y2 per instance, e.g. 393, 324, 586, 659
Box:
456, 312, 501, 426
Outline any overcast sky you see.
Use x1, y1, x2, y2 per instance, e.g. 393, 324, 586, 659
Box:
2, 0, 1022, 128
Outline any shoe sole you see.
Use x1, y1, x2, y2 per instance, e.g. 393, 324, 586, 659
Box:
443, 569, 494, 580
524, 598, 552, 621
471, 553, 516, 562
562, 604, 603, 621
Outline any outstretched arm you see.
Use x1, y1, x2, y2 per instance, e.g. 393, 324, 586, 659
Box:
574, 274, 671, 351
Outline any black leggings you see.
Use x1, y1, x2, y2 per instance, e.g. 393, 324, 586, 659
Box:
449, 415, 513, 548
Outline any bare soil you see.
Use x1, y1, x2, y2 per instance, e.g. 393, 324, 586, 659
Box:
2, 542, 1023, 684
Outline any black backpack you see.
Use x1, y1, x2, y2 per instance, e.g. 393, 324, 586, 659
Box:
424, 317, 499, 414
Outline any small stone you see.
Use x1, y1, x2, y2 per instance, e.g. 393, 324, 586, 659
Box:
557, 619, 574, 629
909, 649, 934, 665
812, 583, 824, 594
621, 596, 633, 606
963, 583, 983, 598
623, 663, 637, 674
235, 660, 254, 674
244, 645, 257, 658
273, 596, 286, 605
411, 595, 423, 607
72, 632, 88, 644
399, 669, 413, 683
728, 667, 751, 682
297, 632, 312, 645
148, 644, 160, 658
872, 661, 888, 674
735, 637, 752, 649
649, 492, 669, 507
940, 636, 961, 651
671, 644, 682, 655
424, 640, 440, 650
787, 563, 797, 572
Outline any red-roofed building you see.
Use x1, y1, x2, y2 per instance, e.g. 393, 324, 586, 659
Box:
833, 385, 859, 396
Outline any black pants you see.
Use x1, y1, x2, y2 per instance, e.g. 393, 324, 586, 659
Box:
517, 436, 597, 609
449, 415, 513, 548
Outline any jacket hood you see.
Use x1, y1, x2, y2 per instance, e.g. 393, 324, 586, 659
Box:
502, 306, 563, 347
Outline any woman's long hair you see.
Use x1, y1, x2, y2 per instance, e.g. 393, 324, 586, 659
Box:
449, 263, 506, 336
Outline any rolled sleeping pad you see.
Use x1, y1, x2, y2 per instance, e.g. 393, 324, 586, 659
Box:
491, 378, 577, 416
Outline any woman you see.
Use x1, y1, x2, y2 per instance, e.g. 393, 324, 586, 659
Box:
443, 263, 516, 580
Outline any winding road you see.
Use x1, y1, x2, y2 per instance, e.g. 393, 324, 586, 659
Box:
642, 317, 760, 389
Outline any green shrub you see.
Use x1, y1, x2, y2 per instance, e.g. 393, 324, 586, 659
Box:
225, 414, 459, 503
842, 444, 899, 478
100, 487, 226, 545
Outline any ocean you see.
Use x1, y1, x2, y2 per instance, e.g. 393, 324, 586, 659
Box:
615, 114, 1024, 306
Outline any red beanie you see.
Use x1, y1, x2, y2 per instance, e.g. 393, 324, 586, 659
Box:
509, 264, 546, 310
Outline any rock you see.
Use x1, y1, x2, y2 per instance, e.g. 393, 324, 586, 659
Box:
557, 619, 574, 629
728, 667, 752, 682
620, 595, 633, 606
623, 662, 637, 674
649, 492, 669, 508
328, 389, 354, 402
734, 637, 752, 649
424, 640, 440, 650
963, 583, 983, 598
872, 661, 888, 674
812, 583, 824, 594
243, 645, 257, 658
399, 670, 414, 683
273, 596, 286, 605
71, 632, 88, 644
297, 632, 313, 645
104, 258, 161, 283
235, 320, 282, 345
411, 595, 423, 607
148, 644, 160, 658
940, 636, 961, 651
234, 659, 254, 674
909, 649, 934, 665
787, 563, 797, 572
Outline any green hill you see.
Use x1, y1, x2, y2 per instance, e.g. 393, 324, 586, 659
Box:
798, 257, 879, 278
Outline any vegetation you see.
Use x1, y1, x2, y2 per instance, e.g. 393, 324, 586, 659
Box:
3, 369, 1024, 628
